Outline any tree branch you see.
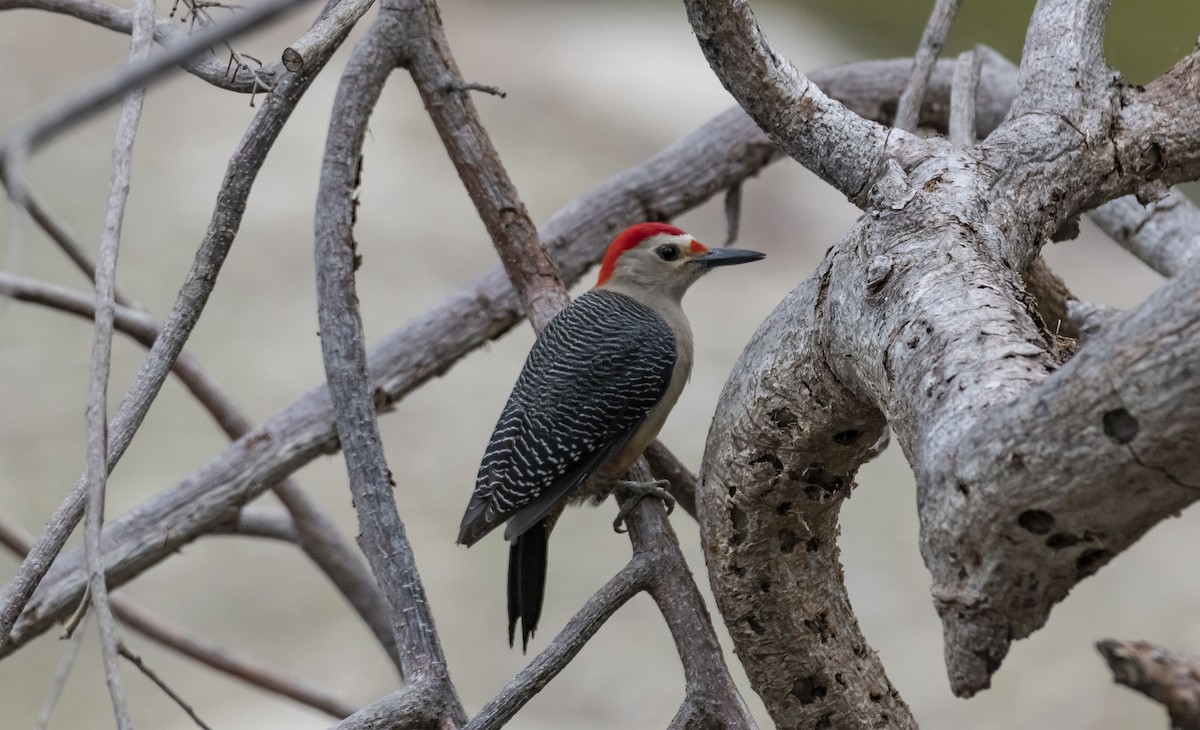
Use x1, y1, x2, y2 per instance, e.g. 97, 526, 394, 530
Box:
465, 561, 650, 729
1089, 190, 1200, 277
0, 0, 315, 159
682, 0, 937, 204
894, 0, 960, 132
0, 0, 285, 92
313, 1, 464, 725
1098, 640, 1200, 730
81, 0, 155, 721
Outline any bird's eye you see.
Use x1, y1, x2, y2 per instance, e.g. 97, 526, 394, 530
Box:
656, 244, 680, 261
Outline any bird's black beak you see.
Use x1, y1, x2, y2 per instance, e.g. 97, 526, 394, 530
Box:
693, 247, 766, 268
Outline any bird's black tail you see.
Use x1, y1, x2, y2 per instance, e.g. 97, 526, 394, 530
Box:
507, 520, 548, 652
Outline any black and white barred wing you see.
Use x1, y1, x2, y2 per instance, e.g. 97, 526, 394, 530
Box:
457, 290, 675, 545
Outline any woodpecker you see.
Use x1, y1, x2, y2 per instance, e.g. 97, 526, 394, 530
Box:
457, 222, 764, 649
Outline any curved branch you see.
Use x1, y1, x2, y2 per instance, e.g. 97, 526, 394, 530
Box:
313, 1, 464, 724
700, 264, 911, 728
682, 0, 936, 202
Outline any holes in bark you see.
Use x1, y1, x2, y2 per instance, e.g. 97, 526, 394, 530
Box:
790, 676, 827, 705
760, 579, 771, 593
776, 501, 793, 515
1103, 408, 1139, 444
956, 481, 971, 496
806, 537, 821, 553
801, 465, 850, 499
769, 407, 798, 430
730, 505, 748, 546
1076, 547, 1112, 578
804, 611, 829, 639
779, 528, 799, 554
834, 673, 846, 687
750, 452, 785, 473
1017, 509, 1055, 535
745, 616, 766, 635
815, 713, 834, 729
832, 429, 860, 444
1045, 532, 1079, 549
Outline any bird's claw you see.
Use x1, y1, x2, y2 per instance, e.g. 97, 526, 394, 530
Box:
612, 479, 674, 533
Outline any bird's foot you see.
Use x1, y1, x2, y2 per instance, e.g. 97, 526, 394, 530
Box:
612, 479, 674, 533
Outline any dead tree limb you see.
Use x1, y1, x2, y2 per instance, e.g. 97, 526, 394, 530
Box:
1098, 640, 1200, 730
313, 1, 466, 725
688, 1, 1200, 724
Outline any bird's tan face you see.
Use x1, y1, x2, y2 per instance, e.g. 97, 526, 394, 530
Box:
605, 233, 765, 301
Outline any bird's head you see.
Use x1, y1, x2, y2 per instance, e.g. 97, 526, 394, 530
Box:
594, 222, 764, 300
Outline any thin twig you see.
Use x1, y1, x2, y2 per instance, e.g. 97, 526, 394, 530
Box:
115, 603, 358, 719
948, 48, 982, 146
464, 560, 652, 729
35, 613, 91, 730
119, 643, 214, 730
81, 0, 156, 722
894, 0, 961, 132
0, 0, 285, 93
0, 0, 315, 161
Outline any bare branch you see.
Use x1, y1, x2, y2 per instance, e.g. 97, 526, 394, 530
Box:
949, 49, 982, 146
0, 271, 401, 669
0, 16, 353, 657
0, 512, 358, 719
35, 613, 90, 730
0, 0, 316, 159
400, 0, 568, 329
282, 0, 374, 72
1010, 0, 1113, 119
118, 644, 214, 730
894, 0, 961, 132
464, 561, 650, 729
81, 0, 156, 721
0, 0, 284, 92
682, 0, 937, 202
113, 601, 358, 719
1090, 190, 1200, 278
1098, 640, 1200, 730
314, 3, 464, 725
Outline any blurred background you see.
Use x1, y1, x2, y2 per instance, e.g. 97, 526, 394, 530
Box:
1, 0, 1198, 728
